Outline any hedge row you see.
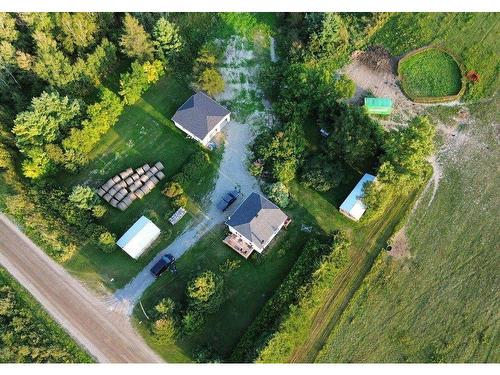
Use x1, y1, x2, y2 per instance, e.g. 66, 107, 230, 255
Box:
230, 233, 351, 362
256, 232, 350, 363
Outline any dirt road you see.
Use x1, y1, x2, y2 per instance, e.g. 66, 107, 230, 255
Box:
0, 214, 163, 363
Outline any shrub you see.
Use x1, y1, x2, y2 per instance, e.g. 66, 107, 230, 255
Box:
173, 194, 187, 208
98, 231, 116, 253
300, 155, 345, 192
68, 185, 97, 210
153, 317, 177, 344
186, 271, 224, 313
264, 182, 289, 208
91, 204, 107, 218
182, 310, 205, 335
195, 68, 225, 97
162, 181, 183, 198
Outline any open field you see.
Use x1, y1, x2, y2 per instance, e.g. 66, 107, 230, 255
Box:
317, 99, 500, 363
58, 75, 222, 290
399, 49, 462, 98
371, 12, 500, 100
0, 266, 93, 363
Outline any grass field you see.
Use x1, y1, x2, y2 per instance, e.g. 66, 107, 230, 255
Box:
371, 13, 500, 100
58, 75, 223, 290
399, 49, 463, 98
317, 99, 500, 363
0, 267, 93, 363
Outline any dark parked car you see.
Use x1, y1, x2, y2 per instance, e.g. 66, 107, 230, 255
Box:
150, 254, 175, 277
217, 190, 240, 211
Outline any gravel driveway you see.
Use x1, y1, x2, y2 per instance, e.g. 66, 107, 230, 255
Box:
112, 121, 261, 314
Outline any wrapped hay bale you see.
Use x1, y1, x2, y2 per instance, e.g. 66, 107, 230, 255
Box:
103, 193, 112, 202
131, 173, 140, 181
136, 167, 145, 175
150, 166, 159, 174
135, 189, 145, 199
150, 176, 159, 185
154, 161, 164, 170
117, 202, 127, 211
112, 176, 121, 183
127, 192, 137, 201
140, 174, 149, 183
110, 198, 119, 207
97, 188, 106, 197
156, 171, 165, 180
108, 187, 118, 196
125, 177, 134, 186
122, 196, 133, 206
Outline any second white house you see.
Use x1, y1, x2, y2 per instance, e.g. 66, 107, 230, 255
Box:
172, 91, 231, 146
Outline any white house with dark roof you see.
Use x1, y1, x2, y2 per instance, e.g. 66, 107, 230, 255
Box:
224, 192, 289, 258
171, 92, 231, 146
339, 173, 376, 221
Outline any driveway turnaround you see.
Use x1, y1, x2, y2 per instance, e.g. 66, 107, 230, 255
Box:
0, 214, 163, 363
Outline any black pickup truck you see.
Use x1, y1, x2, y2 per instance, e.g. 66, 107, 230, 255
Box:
217, 190, 240, 211
150, 254, 176, 277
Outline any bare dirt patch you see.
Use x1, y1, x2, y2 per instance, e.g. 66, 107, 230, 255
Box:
388, 229, 411, 259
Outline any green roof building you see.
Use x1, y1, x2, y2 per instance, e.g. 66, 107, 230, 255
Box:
364, 97, 393, 115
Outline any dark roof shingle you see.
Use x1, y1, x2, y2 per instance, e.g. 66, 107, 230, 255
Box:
226, 192, 287, 249
171, 92, 230, 140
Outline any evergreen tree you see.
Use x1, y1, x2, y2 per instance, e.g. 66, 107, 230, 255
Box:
119, 14, 155, 62
153, 17, 182, 61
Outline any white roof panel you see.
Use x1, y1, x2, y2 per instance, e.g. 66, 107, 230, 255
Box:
116, 216, 161, 259
339, 173, 376, 221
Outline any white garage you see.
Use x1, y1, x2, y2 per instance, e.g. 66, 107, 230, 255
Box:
116, 216, 161, 259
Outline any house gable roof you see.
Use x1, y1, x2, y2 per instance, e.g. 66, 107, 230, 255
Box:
172, 92, 230, 140
226, 192, 287, 249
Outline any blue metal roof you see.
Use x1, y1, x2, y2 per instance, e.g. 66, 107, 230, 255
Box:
339, 173, 376, 220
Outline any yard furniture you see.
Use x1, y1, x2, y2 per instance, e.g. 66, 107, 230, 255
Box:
168, 207, 187, 225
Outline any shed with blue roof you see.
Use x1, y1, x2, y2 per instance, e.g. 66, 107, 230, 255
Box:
339, 173, 376, 221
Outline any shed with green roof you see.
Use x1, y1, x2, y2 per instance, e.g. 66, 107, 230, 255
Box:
364, 97, 393, 115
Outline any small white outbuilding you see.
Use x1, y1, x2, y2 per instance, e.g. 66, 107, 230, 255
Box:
116, 216, 161, 259
339, 173, 376, 221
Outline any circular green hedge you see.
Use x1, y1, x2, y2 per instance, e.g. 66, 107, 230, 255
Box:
399, 48, 463, 101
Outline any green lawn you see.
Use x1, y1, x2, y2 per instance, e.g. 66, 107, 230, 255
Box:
399, 49, 463, 98
317, 100, 500, 363
59, 75, 222, 290
371, 13, 500, 100
0, 267, 93, 363
134, 220, 310, 361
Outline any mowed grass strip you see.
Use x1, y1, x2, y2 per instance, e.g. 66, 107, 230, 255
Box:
59, 75, 223, 290
399, 49, 462, 98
